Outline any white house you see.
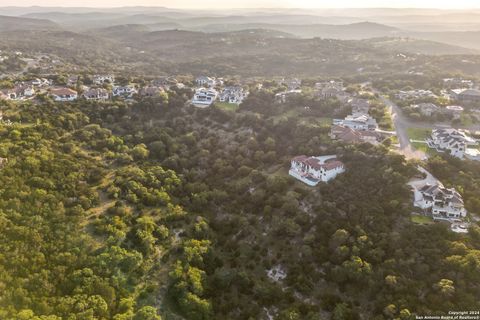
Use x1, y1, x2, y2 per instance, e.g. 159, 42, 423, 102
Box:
275, 89, 302, 103
83, 88, 109, 101
413, 183, 467, 221
112, 85, 137, 98
218, 86, 248, 105
192, 88, 218, 106
93, 75, 115, 85
195, 76, 221, 88
289, 155, 345, 186
427, 128, 478, 160
333, 114, 378, 131
50, 88, 78, 102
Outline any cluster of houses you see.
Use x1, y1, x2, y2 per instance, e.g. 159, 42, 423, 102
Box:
395, 89, 438, 101
426, 128, 480, 161
443, 78, 474, 89
398, 78, 480, 121
191, 76, 248, 107
289, 155, 345, 186
411, 102, 465, 119
0, 74, 178, 103
308, 80, 385, 145
0, 78, 51, 101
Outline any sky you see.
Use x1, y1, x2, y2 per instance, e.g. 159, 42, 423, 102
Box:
1, 0, 480, 9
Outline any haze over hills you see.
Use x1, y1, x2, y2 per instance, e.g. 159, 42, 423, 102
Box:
1, 6, 480, 53
0, 14, 59, 31
0, 6, 479, 74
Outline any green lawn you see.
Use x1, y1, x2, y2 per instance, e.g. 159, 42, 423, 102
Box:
411, 214, 434, 225
407, 128, 438, 155
406, 128, 431, 141
215, 102, 239, 112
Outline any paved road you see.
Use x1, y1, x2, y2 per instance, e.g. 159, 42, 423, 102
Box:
378, 94, 428, 160
378, 93, 480, 159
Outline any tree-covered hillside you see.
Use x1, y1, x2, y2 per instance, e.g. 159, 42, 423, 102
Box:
1, 88, 479, 319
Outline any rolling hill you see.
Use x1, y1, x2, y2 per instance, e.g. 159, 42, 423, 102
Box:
0, 15, 60, 31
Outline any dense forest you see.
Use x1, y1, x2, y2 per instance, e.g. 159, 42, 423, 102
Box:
0, 85, 479, 319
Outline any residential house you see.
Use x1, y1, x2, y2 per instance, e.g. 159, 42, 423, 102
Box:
93, 75, 115, 85
330, 125, 381, 144
192, 88, 218, 106
83, 88, 109, 101
412, 102, 441, 117
275, 89, 301, 103
112, 85, 137, 98
24, 78, 51, 87
413, 182, 467, 221
450, 88, 480, 103
196, 76, 221, 88
315, 81, 349, 102
289, 155, 345, 186
50, 88, 78, 102
218, 86, 248, 105
427, 128, 479, 160
333, 114, 378, 131
348, 97, 370, 115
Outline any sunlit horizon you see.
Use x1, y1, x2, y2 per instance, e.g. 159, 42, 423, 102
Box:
1, 0, 480, 9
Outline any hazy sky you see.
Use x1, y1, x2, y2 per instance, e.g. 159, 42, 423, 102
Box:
2, 0, 480, 8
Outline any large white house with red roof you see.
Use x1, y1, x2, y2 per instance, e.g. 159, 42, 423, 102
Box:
289, 155, 345, 186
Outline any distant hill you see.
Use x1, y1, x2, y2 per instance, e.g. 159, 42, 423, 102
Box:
410, 31, 480, 52
367, 37, 479, 55
88, 24, 151, 41
0, 15, 59, 31
22, 11, 127, 23
22, 12, 180, 30
193, 21, 399, 39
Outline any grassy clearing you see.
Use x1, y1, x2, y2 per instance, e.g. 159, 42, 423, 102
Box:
407, 128, 431, 141
215, 102, 239, 111
407, 128, 438, 155
411, 214, 434, 225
